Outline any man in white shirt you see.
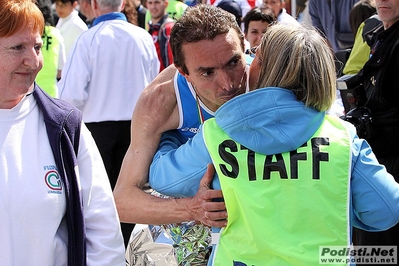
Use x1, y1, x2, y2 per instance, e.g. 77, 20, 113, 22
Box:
55, 0, 88, 56
58, 0, 159, 246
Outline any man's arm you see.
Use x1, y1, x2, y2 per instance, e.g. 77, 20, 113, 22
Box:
113, 65, 227, 227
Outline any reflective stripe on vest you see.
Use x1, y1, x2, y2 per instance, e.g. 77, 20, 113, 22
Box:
203, 115, 351, 265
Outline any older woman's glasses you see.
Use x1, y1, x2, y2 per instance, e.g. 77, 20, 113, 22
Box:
246, 46, 258, 58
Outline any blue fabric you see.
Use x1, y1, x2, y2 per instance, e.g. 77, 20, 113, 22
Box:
92, 12, 127, 27
175, 72, 213, 141
308, 0, 359, 52
244, 54, 254, 65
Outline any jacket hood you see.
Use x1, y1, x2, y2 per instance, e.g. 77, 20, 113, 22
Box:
214, 87, 325, 155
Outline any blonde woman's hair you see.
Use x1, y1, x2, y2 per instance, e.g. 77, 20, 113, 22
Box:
256, 23, 336, 111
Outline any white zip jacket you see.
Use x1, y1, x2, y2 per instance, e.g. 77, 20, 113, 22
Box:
58, 13, 159, 123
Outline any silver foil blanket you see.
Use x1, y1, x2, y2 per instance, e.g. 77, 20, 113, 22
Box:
126, 192, 212, 265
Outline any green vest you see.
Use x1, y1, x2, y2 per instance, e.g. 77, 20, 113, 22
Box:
35, 26, 61, 97
203, 115, 351, 265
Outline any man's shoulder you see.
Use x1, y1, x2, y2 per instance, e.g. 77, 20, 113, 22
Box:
279, 11, 299, 25
162, 16, 175, 26
71, 11, 89, 31
159, 16, 175, 35
93, 19, 151, 40
135, 68, 180, 129
146, 67, 178, 97
114, 20, 150, 34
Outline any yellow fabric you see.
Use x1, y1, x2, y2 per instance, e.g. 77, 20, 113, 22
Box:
36, 26, 61, 97
203, 115, 351, 265
343, 22, 371, 75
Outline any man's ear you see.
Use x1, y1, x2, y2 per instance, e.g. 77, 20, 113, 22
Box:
91, 0, 97, 10
176, 65, 192, 83
73, 1, 78, 8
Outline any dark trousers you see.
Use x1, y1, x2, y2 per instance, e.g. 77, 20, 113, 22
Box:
353, 156, 399, 266
85, 121, 135, 247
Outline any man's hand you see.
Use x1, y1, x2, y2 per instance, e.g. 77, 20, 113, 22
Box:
187, 164, 227, 227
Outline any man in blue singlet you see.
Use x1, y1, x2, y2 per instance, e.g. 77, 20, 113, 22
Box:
114, 4, 255, 229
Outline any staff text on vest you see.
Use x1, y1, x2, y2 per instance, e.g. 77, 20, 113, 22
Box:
217, 137, 330, 180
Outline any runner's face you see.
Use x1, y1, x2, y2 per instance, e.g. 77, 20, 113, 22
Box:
179, 29, 246, 112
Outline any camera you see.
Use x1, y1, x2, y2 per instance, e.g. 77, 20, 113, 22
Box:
337, 74, 373, 138
337, 74, 367, 109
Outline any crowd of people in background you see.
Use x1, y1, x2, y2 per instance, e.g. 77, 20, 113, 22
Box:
2, 0, 399, 265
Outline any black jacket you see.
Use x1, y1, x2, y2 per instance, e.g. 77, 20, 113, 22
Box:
361, 20, 399, 158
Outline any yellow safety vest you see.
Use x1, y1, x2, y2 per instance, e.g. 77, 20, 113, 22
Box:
36, 26, 62, 97
203, 115, 351, 265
